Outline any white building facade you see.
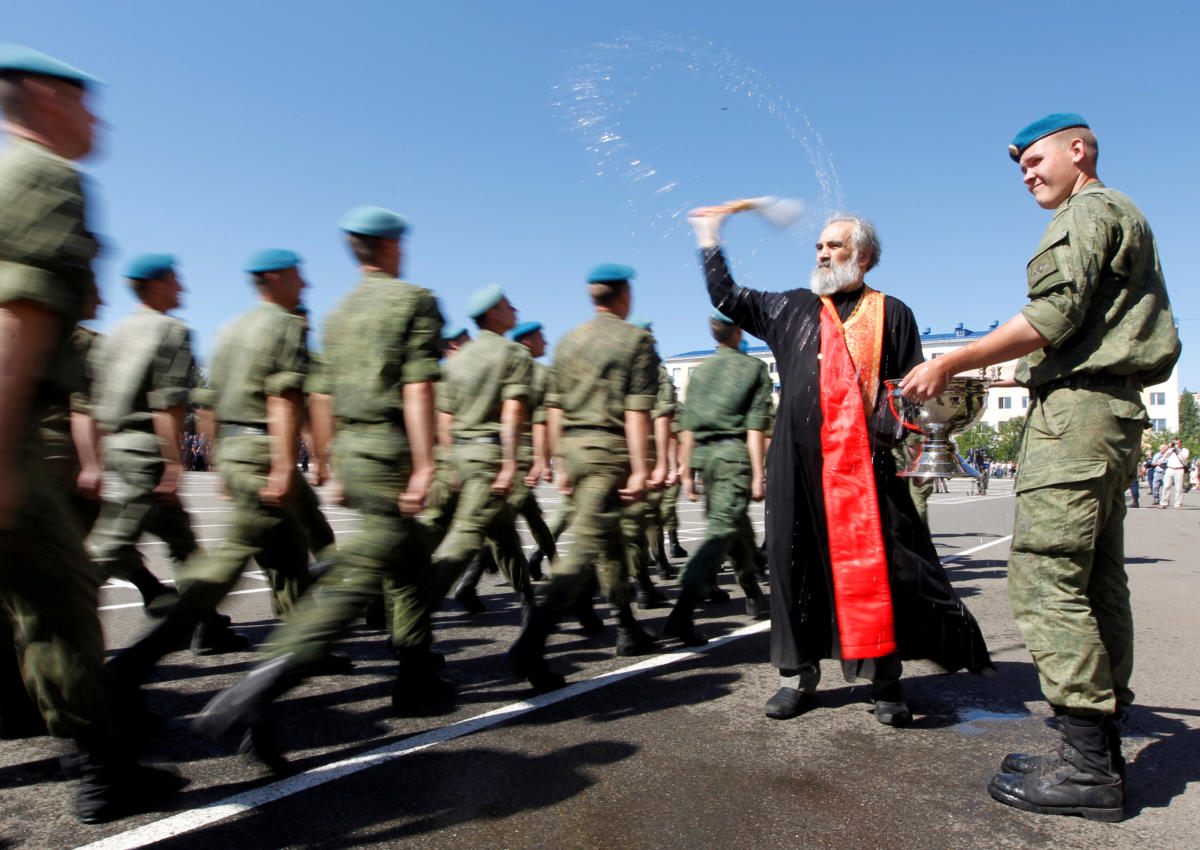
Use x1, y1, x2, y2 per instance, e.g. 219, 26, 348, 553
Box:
665, 322, 1180, 433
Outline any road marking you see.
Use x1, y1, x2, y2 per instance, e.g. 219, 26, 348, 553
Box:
75, 620, 772, 850
940, 535, 1013, 562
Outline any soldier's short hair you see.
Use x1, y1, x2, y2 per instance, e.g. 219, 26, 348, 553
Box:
824, 212, 882, 272
710, 318, 737, 345
588, 279, 628, 307
1049, 126, 1099, 165
347, 232, 384, 266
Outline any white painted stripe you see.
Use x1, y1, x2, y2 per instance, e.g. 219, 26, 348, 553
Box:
75, 620, 771, 850
939, 535, 1013, 562
98, 586, 273, 612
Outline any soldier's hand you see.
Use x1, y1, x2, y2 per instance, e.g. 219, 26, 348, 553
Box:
898, 360, 948, 402
492, 463, 516, 497
399, 466, 435, 517
524, 461, 546, 489
751, 474, 766, 502
682, 475, 698, 502
324, 479, 347, 507
260, 466, 296, 508
556, 465, 573, 497
154, 462, 183, 504
619, 471, 647, 504
76, 464, 103, 500
647, 461, 667, 490
314, 461, 330, 488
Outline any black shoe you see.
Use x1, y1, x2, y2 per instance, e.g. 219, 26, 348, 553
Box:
706, 587, 731, 604
194, 654, 298, 743
636, 584, 669, 610
616, 624, 658, 657
237, 722, 294, 776
505, 610, 566, 692
575, 602, 605, 634
142, 586, 179, 619
988, 715, 1124, 822
652, 548, 675, 581
873, 700, 912, 726
764, 687, 812, 720
190, 617, 250, 656
312, 650, 355, 675
527, 548, 545, 581
661, 605, 708, 647
454, 585, 488, 615
668, 531, 688, 559
745, 594, 770, 620
74, 740, 185, 825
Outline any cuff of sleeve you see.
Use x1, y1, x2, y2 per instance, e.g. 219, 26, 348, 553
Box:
624, 394, 655, 412
544, 393, 562, 409
502, 383, 530, 402
745, 415, 770, 431
1021, 301, 1075, 347
401, 360, 441, 384
190, 388, 215, 408
69, 393, 90, 415
264, 371, 307, 397
147, 387, 189, 409
0, 261, 78, 315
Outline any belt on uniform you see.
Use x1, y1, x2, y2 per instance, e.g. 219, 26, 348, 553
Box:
563, 426, 624, 437
220, 423, 268, 438
338, 420, 402, 434
696, 434, 742, 445
1034, 372, 1141, 397
453, 434, 501, 445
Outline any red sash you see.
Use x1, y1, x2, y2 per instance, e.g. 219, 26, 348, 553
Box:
818, 289, 896, 659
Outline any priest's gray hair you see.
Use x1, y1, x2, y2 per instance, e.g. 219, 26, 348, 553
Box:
824, 212, 882, 272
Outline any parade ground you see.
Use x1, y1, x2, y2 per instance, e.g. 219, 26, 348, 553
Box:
2, 473, 1198, 849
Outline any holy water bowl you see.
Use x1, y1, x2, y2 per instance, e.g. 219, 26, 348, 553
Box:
886, 377, 988, 479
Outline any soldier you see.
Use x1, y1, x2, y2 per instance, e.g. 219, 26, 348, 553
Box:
106, 249, 328, 714
902, 114, 1180, 821
425, 284, 535, 614
507, 263, 661, 691
661, 310, 771, 646
419, 324, 471, 548
193, 206, 448, 762
86, 254, 246, 650
0, 43, 179, 823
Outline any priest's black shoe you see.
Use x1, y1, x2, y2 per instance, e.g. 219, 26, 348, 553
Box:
764, 687, 812, 720
873, 699, 912, 726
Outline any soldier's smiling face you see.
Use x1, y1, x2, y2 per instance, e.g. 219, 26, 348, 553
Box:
1019, 134, 1082, 210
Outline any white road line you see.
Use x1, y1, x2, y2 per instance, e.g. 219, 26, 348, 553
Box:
75, 620, 772, 850
940, 535, 1013, 562
98, 587, 274, 612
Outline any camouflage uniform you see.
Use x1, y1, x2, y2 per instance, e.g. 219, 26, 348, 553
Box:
676, 347, 772, 600
508, 358, 556, 560
39, 323, 102, 530
625, 362, 678, 599
267, 271, 442, 665
0, 137, 104, 738
1010, 182, 1179, 715
87, 307, 197, 596
426, 329, 533, 605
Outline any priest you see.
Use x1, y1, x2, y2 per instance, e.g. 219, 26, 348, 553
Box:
687, 205, 994, 725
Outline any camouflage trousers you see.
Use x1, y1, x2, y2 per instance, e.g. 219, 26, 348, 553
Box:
268, 426, 433, 664
420, 456, 458, 551
507, 473, 555, 561
678, 440, 760, 597
660, 478, 681, 533
0, 448, 104, 738
541, 433, 636, 612
172, 435, 312, 623
891, 446, 933, 527
426, 441, 531, 605
1009, 387, 1145, 715
87, 432, 196, 583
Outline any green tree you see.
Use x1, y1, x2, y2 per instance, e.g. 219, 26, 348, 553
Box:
993, 417, 1026, 463
956, 422, 998, 455
1178, 390, 1200, 450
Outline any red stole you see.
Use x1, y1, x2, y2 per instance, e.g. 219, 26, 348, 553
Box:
818, 287, 896, 659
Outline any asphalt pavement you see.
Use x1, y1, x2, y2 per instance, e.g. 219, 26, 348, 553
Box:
1, 473, 1197, 849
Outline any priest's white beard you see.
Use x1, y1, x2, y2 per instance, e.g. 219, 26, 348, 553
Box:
810, 253, 863, 296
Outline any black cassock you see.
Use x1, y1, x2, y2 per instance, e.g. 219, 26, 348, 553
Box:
703, 248, 993, 674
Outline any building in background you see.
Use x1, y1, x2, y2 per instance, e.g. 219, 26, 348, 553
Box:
666, 322, 1180, 432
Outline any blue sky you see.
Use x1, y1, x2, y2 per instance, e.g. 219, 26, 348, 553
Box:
11, 1, 1199, 387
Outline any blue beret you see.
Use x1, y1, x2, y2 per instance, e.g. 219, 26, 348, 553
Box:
466, 283, 504, 318
245, 249, 301, 274
441, 324, 468, 340
627, 316, 652, 330
1009, 113, 1089, 161
0, 44, 101, 88
711, 309, 735, 324
339, 206, 408, 238
123, 253, 175, 281
511, 320, 542, 340
587, 263, 635, 284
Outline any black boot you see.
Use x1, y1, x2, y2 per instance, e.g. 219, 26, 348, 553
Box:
651, 546, 675, 581
635, 575, 668, 610
74, 732, 185, 824
362, 594, 386, 629
668, 530, 688, 559
193, 653, 302, 748
527, 548, 545, 582
744, 586, 770, 620
614, 603, 657, 657
1001, 714, 1127, 781
706, 586, 731, 604
661, 590, 708, 646
391, 647, 456, 716
191, 612, 251, 655
504, 606, 565, 692
129, 567, 178, 618
989, 714, 1124, 822
453, 559, 488, 615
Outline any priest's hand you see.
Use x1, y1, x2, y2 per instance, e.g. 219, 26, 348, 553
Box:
688, 204, 733, 249
899, 359, 949, 402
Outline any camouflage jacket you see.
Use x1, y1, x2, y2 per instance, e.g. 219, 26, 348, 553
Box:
92, 308, 195, 433
679, 346, 772, 440
438, 329, 531, 439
